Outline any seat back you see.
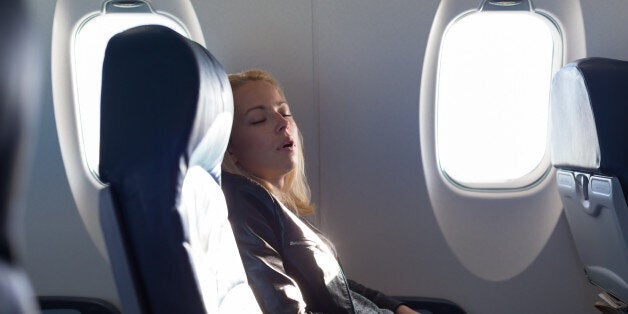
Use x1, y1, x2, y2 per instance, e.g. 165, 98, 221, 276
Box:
0, 1, 39, 313
99, 25, 259, 313
550, 57, 628, 304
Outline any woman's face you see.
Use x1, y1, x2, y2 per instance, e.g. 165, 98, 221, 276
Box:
228, 80, 299, 188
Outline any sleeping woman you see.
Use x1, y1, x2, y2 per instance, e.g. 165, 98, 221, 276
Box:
222, 69, 419, 314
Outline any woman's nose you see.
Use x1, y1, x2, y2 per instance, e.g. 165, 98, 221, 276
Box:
275, 113, 289, 133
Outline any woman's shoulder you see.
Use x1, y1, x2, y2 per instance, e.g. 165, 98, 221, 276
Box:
221, 172, 278, 218
221, 171, 258, 190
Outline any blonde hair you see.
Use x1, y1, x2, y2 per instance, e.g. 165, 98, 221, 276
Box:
223, 69, 315, 215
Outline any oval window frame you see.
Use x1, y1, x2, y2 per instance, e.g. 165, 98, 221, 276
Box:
434, 7, 563, 191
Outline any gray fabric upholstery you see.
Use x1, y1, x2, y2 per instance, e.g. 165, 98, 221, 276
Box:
549, 63, 600, 170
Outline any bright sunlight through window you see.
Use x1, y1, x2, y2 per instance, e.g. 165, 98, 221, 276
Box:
436, 11, 560, 189
73, 8, 188, 179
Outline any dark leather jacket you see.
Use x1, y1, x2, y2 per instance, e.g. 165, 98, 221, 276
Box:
222, 172, 401, 314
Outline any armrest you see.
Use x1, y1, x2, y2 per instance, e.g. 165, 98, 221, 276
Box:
39, 296, 119, 314
393, 296, 466, 314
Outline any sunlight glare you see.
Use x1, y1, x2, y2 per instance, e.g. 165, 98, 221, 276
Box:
436, 12, 555, 187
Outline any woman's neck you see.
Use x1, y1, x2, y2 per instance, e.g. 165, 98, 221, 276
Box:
260, 176, 286, 193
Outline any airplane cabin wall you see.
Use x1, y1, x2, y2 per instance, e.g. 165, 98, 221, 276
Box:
15, 0, 628, 313
191, 0, 320, 209
193, 0, 626, 313
581, 0, 628, 60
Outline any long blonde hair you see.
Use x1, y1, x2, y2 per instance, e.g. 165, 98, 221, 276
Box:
223, 69, 314, 215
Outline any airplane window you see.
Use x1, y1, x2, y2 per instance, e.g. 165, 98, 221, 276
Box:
72, 0, 189, 179
435, 10, 561, 189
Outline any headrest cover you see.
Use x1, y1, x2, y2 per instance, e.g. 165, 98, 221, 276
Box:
186, 45, 233, 182
549, 62, 600, 169
550, 58, 628, 177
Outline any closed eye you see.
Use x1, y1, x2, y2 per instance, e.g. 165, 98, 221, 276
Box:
251, 119, 266, 125
278, 102, 292, 118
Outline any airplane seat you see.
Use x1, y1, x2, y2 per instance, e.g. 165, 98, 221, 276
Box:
99, 25, 260, 313
0, 1, 40, 313
550, 57, 628, 311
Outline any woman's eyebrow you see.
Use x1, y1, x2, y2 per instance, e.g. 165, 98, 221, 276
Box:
244, 105, 265, 115
244, 102, 288, 115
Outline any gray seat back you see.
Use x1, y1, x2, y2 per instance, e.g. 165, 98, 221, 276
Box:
550, 57, 628, 304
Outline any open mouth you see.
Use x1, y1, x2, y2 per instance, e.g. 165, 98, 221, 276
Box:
279, 140, 295, 150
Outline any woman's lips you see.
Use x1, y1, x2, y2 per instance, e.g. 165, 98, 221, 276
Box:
278, 139, 295, 151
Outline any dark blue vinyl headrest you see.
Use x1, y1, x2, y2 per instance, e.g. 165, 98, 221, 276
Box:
99, 25, 232, 313
550, 58, 628, 184
0, 1, 40, 313
0, 0, 30, 262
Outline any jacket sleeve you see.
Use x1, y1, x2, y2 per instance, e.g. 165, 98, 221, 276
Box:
347, 279, 404, 311
227, 183, 311, 314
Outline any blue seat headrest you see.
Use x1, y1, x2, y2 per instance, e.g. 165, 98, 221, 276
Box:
0, 0, 38, 263
550, 58, 628, 183
0, 2, 40, 313
100, 25, 232, 185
